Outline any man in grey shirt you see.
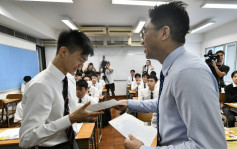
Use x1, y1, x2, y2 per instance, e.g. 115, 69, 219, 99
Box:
116, 1, 226, 149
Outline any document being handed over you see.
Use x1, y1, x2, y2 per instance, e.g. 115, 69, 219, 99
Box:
109, 113, 157, 146
86, 99, 126, 112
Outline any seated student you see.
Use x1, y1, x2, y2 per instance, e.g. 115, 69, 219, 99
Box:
91, 73, 103, 95
84, 75, 99, 102
21, 76, 31, 93
127, 70, 135, 85
75, 72, 83, 81
96, 72, 106, 89
131, 73, 142, 91
76, 80, 98, 107
142, 60, 154, 74
138, 75, 159, 128
223, 70, 237, 127
138, 73, 149, 91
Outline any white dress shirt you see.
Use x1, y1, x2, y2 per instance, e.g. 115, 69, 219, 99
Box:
14, 101, 23, 123
19, 63, 78, 148
21, 82, 28, 93
138, 82, 148, 97
143, 65, 153, 74
89, 86, 99, 102
94, 82, 103, 95
127, 76, 135, 85
138, 87, 159, 128
76, 94, 98, 108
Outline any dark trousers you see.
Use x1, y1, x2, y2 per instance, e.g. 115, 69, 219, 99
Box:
223, 107, 237, 127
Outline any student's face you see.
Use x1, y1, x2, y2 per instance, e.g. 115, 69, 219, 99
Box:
142, 76, 148, 83
146, 61, 150, 66
76, 76, 82, 81
232, 73, 237, 84
142, 20, 163, 60
147, 78, 156, 89
92, 76, 97, 84
84, 77, 91, 81
61, 47, 88, 75
131, 72, 135, 76
97, 75, 101, 80
76, 86, 88, 98
136, 77, 141, 82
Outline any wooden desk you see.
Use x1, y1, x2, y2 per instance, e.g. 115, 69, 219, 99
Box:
99, 95, 105, 102
102, 89, 108, 100
0, 98, 21, 127
0, 123, 95, 149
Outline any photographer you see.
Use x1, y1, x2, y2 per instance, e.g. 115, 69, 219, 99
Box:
208, 50, 230, 92
142, 60, 154, 74
100, 61, 115, 99
84, 62, 96, 76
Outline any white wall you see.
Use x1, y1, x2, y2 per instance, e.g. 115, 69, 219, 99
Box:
0, 33, 36, 98
45, 34, 202, 95
202, 19, 237, 56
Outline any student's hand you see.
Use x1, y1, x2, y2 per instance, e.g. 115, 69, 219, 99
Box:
124, 134, 144, 149
69, 101, 104, 123
113, 100, 128, 111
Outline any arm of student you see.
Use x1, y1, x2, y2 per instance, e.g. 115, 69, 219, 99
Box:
128, 99, 157, 113
19, 83, 72, 148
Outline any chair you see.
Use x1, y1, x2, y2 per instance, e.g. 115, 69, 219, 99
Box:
137, 113, 153, 123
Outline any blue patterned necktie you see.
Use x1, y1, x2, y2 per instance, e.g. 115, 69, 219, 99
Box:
62, 76, 75, 143
157, 71, 165, 146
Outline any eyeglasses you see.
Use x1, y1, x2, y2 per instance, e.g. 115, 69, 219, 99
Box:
140, 26, 163, 39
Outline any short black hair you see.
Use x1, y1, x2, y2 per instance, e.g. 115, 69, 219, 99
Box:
76, 80, 88, 89
146, 60, 151, 64
56, 30, 94, 55
231, 71, 237, 78
83, 75, 91, 80
148, 75, 158, 82
130, 70, 135, 73
91, 73, 97, 78
23, 76, 31, 82
150, 71, 156, 76
149, 1, 189, 43
142, 73, 149, 78
216, 50, 225, 55
76, 72, 82, 77
135, 73, 141, 78
96, 72, 101, 76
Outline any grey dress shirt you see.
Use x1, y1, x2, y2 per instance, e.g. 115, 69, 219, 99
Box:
128, 46, 227, 149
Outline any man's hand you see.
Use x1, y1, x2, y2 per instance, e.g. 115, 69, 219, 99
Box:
124, 134, 144, 149
69, 101, 104, 123
211, 60, 216, 67
113, 100, 128, 111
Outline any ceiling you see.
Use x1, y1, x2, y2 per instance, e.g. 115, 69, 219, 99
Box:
1, 0, 237, 41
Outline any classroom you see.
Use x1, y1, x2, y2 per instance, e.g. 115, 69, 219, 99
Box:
0, 0, 237, 149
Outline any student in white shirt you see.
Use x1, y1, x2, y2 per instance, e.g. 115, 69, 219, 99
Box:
19, 30, 103, 149
84, 75, 100, 102
142, 60, 154, 74
76, 80, 98, 108
127, 70, 135, 85
96, 72, 106, 89
92, 73, 103, 95
138, 73, 149, 95
21, 76, 31, 93
131, 73, 142, 91
139, 75, 159, 128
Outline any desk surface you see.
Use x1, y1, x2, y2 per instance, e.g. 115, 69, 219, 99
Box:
129, 90, 136, 94
102, 89, 107, 92
0, 123, 95, 146
133, 97, 138, 100
225, 103, 237, 109
0, 99, 21, 104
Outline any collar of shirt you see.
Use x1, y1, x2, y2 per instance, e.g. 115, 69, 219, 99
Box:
48, 62, 65, 82
162, 46, 185, 77
233, 83, 237, 87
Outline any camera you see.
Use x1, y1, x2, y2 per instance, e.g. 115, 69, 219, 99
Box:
204, 50, 220, 64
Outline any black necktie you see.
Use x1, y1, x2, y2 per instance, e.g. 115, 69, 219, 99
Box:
157, 71, 165, 145
147, 66, 148, 73
150, 92, 153, 99
132, 77, 133, 81
79, 98, 82, 103
144, 83, 146, 88
63, 76, 75, 143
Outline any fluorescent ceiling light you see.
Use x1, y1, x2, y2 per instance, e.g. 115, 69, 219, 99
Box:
134, 18, 146, 33
112, 0, 168, 6
201, 1, 237, 9
61, 18, 78, 30
17, 0, 73, 3
191, 20, 215, 33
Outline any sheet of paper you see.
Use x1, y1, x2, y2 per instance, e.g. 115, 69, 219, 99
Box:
73, 123, 83, 134
109, 113, 157, 146
0, 128, 20, 140
86, 99, 126, 112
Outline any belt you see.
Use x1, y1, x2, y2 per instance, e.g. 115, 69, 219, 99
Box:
33, 141, 73, 149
